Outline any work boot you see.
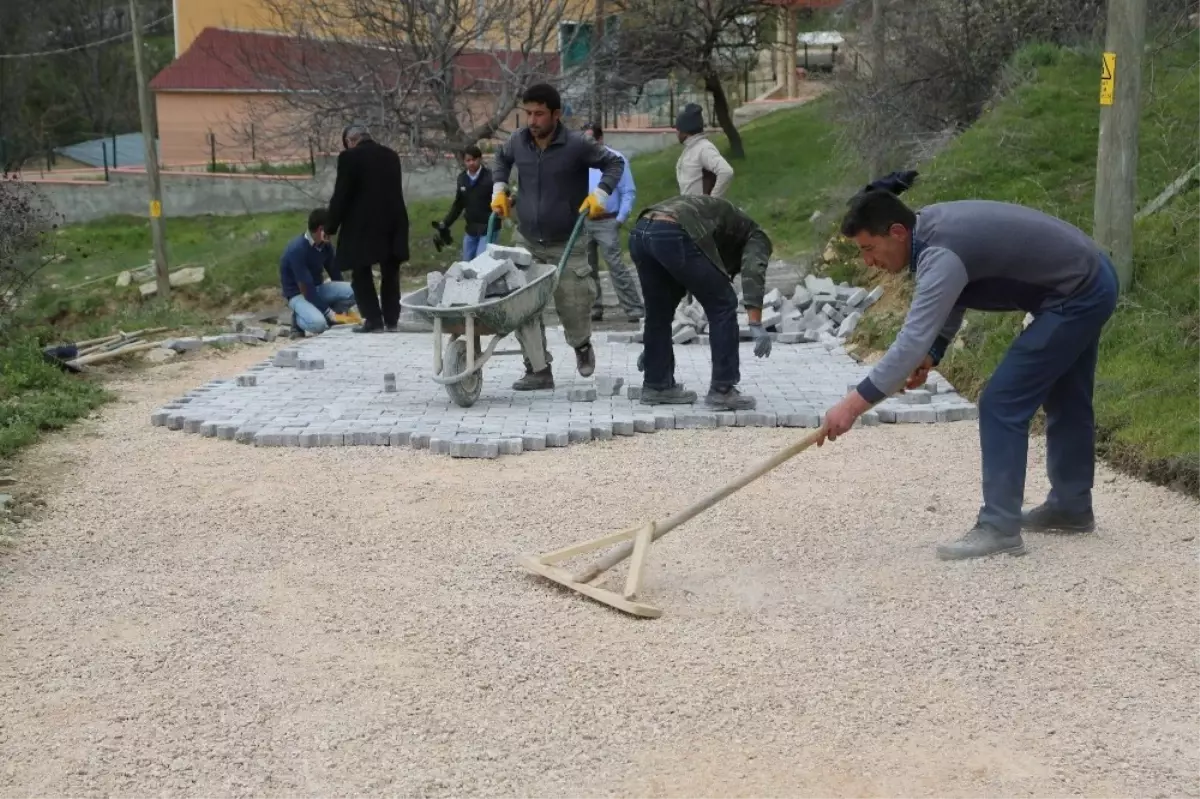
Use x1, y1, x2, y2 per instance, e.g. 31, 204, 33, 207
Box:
705, 385, 757, 411
1022, 503, 1095, 533
935, 524, 1027, 561
384, 324, 399, 333
591, 309, 604, 321
512, 366, 554, 391
640, 384, 697, 405
575, 342, 596, 377
353, 320, 384, 334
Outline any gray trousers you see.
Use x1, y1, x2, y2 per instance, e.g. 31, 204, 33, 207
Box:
511, 232, 596, 373
586, 217, 645, 318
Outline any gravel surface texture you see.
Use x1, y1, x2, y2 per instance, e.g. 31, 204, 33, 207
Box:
0, 345, 1196, 798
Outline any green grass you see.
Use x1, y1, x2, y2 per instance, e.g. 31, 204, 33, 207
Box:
0, 338, 110, 460
618, 96, 857, 258
830, 36, 1200, 494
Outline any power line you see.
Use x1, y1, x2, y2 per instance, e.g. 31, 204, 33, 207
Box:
0, 13, 174, 60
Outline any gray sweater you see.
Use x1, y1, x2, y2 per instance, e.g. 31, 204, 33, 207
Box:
492, 123, 625, 245
858, 200, 1105, 403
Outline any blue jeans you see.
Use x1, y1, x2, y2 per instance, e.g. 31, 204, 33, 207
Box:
462, 234, 489, 261
977, 255, 1119, 533
288, 281, 357, 333
629, 218, 740, 391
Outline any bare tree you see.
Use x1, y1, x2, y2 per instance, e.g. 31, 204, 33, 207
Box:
597, 0, 770, 158
0, 180, 58, 333
217, 0, 575, 162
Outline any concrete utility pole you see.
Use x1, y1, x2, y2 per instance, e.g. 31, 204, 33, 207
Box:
1093, 0, 1147, 292
129, 0, 170, 299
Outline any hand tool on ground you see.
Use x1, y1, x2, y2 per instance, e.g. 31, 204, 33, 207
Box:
518, 426, 827, 618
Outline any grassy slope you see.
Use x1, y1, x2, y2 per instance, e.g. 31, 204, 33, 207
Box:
3, 96, 853, 462
828, 37, 1200, 493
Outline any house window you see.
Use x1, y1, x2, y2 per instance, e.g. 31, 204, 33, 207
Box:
559, 21, 593, 70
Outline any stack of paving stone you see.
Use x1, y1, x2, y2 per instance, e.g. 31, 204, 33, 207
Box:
610, 275, 884, 348
852, 379, 981, 423
425, 244, 534, 307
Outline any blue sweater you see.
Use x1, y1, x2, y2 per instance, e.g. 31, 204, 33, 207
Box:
280, 233, 341, 311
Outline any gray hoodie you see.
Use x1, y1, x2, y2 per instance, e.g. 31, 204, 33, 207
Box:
858, 200, 1106, 403
492, 123, 625, 244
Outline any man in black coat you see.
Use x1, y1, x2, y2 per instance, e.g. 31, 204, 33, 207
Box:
326, 124, 410, 333
436, 145, 494, 261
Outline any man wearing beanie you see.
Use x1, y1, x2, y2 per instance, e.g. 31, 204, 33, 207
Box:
490, 83, 625, 390
674, 103, 734, 198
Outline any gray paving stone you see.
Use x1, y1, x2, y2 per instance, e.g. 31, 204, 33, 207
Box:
568, 387, 597, 402
497, 437, 524, 455
895, 407, 938, 424
149, 326, 976, 457
781, 411, 821, 427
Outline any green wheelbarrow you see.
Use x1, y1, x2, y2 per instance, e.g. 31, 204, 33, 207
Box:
399, 211, 588, 408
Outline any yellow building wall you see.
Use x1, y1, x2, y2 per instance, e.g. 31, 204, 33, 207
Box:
176, 0, 594, 56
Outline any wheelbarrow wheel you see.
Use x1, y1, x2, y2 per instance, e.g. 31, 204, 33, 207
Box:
443, 338, 482, 408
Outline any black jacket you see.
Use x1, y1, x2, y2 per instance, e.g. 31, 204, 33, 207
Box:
441, 166, 494, 237
326, 139, 410, 269
491, 123, 624, 244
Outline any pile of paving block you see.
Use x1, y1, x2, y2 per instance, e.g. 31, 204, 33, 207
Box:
425, 244, 536, 307
609, 274, 885, 348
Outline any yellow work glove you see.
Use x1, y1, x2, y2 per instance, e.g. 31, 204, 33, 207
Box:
490, 184, 511, 218
578, 188, 610, 219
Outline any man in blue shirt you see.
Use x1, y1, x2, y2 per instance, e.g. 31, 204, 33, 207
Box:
280, 209, 357, 336
583, 123, 644, 322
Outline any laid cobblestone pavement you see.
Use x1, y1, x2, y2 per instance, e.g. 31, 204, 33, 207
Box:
150, 326, 978, 458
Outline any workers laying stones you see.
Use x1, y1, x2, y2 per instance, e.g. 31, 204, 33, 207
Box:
819, 172, 1119, 562
490, 82, 626, 391
629, 195, 773, 410
280, 208, 357, 337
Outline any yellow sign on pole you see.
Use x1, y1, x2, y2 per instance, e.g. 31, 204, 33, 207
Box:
149, 200, 162, 218
1099, 51, 1116, 106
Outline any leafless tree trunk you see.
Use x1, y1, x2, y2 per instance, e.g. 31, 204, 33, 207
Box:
598, 0, 771, 159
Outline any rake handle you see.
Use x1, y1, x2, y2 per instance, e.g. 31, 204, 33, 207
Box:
573, 427, 826, 583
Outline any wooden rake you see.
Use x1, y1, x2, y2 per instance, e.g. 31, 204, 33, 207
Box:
518, 427, 827, 618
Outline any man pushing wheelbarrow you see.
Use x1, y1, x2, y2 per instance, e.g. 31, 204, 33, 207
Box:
490, 83, 626, 390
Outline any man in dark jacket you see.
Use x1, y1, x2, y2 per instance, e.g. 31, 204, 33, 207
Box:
629, 195, 773, 411
490, 83, 625, 390
822, 177, 1119, 562
436, 145, 494, 261
326, 123, 410, 333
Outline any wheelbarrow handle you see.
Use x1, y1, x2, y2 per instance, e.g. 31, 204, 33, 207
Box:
486, 212, 500, 244
553, 211, 590, 282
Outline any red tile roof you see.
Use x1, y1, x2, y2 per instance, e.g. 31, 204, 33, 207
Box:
150, 27, 560, 93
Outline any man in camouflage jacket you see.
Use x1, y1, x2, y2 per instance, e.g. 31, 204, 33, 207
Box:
628, 195, 773, 410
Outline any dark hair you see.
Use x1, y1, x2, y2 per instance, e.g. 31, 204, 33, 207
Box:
462, 145, 482, 159
840, 190, 917, 237
586, 122, 603, 140
521, 83, 562, 112
308, 208, 328, 232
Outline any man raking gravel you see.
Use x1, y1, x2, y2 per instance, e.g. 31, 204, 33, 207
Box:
818, 172, 1119, 561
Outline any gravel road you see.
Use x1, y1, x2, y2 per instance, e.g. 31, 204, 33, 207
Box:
1, 345, 1196, 798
